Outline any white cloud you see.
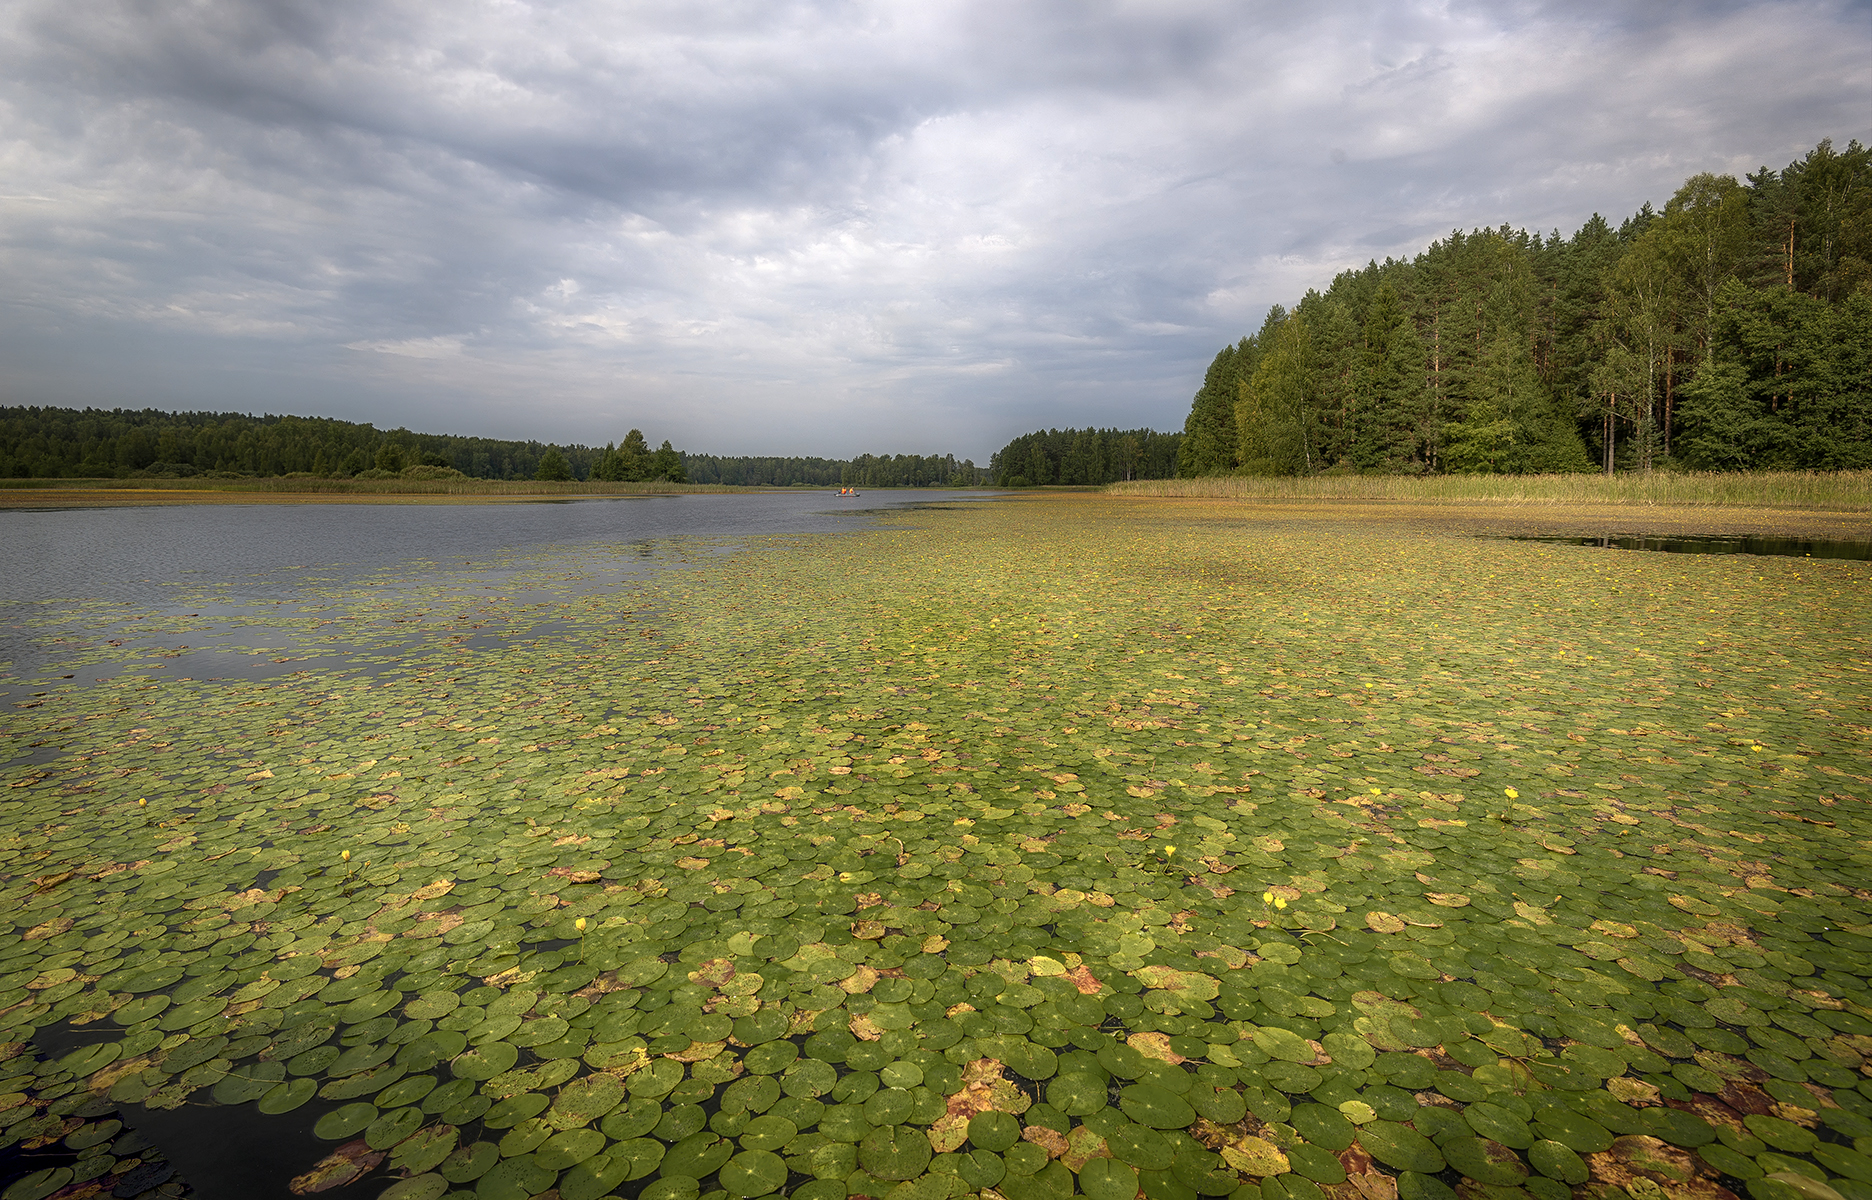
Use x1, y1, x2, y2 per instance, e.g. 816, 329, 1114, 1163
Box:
344, 336, 466, 359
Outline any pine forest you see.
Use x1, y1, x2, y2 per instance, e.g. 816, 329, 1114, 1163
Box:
1178, 138, 1871, 477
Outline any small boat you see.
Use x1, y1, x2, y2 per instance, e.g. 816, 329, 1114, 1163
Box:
836, 487, 861, 496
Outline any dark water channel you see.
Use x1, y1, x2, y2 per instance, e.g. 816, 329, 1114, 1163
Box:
1509, 533, 1872, 560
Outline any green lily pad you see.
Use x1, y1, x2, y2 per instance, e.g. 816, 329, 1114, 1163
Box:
1189, 1084, 1246, 1124
881, 1060, 923, 1089
339, 989, 404, 1024
721, 1149, 790, 1196
1442, 1137, 1528, 1186
475, 1156, 558, 1200
618, 956, 670, 987
497, 1117, 553, 1158
740, 1113, 798, 1151
406, 990, 462, 1020
1082, 1158, 1141, 1200
159, 996, 230, 1030
1744, 1115, 1819, 1154
112, 994, 172, 1025
365, 1103, 425, 1150
1050, 1072, 1109, 1116
655, 1104, 709, 1142
2, 1169, 73, 1200
1529, 1140, 1588, 1184
663, 1130, 734, 1178
1289, 1103, 1356, 1152
58, 1041, 122, 1077
376, 1074, 437, 1108
611, 1138, 667, 1180
422, 1078, 477, 1114
1106, 1122, 1175, 1170
450, 1040, 519, 1080
745, 1039, 800, 1074
560, 1153, 637, 1200
547, 1070, 627, 1129
1253, 1027, 1315, 1063
1357, 1121, 1446, 1174
1121, 1083, 1196, 1129
861, 1124, 933, 1180
377, 1175, 449, 1200
970, 1111, 1022, 1151
314, 1101, 379, 1141
734, 1008, 789, 1045
437, 1141, 500, 1183
1463, 1102, 1534, 1150
1320, 1032, 1375, 1071
258, 1076, 317, 1114
1533, 1108, 1614, 1154
536, 1127, 607, 1170
389, 1124, 459, 1174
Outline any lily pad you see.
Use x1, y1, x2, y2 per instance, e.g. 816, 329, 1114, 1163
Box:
1120, 1083, 1196, 1129
1082, 1158, 1141, 1200
1106, 1122, 1175, 1171
721, 1149, 790, 1196
1442, 1136, 1528, 1186
971, 1111, 1022, 1152
1357, 1121, 1446, 1174
365, 1103, 425, 1150
861, 1124, 934, 1180
450, 1040, 519, 1080
537, 1127, 608, 1170
377, 1176, 449, 1200
258, 1076, 318, 1114
314, 1101, 379, 1141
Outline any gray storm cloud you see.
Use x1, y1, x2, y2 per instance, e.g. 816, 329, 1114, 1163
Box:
1, 0, 1867, 457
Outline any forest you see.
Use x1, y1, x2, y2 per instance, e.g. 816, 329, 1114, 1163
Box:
683, 452, 987, 488
0, 406, 988, 487
987, 427, 1183, 486
1180, 137, 1872, 476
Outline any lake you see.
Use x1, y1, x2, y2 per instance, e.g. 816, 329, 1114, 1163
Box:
0, 490, 1000, 721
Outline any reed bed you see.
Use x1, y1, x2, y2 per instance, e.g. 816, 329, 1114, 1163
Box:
1106, 469, 1872, 510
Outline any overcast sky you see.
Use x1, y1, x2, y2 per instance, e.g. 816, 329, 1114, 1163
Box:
3, 0, 1867, 460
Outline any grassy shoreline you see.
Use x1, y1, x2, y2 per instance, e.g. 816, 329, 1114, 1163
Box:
1107, 469, 1872, 511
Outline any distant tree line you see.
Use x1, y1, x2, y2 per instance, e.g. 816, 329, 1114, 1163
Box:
0, 406, 988, 486
1179, 137, 1872, 476
0, 408, 615, 481
988, 427, 1183, 486
684, 452, 988, 488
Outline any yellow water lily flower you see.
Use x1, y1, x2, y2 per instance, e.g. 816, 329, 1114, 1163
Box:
575, 917, 588, 933
1263, 891, 1275, 904
1504, 787, 1519, 799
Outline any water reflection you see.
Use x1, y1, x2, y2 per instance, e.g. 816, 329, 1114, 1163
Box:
1510, 534, 1872, 561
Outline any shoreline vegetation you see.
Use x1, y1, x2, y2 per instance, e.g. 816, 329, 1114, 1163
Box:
4, 470, 1870, 516
1107, 469, 1872, 513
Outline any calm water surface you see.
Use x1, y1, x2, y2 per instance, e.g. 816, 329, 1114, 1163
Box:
0, 490, 1001, 707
